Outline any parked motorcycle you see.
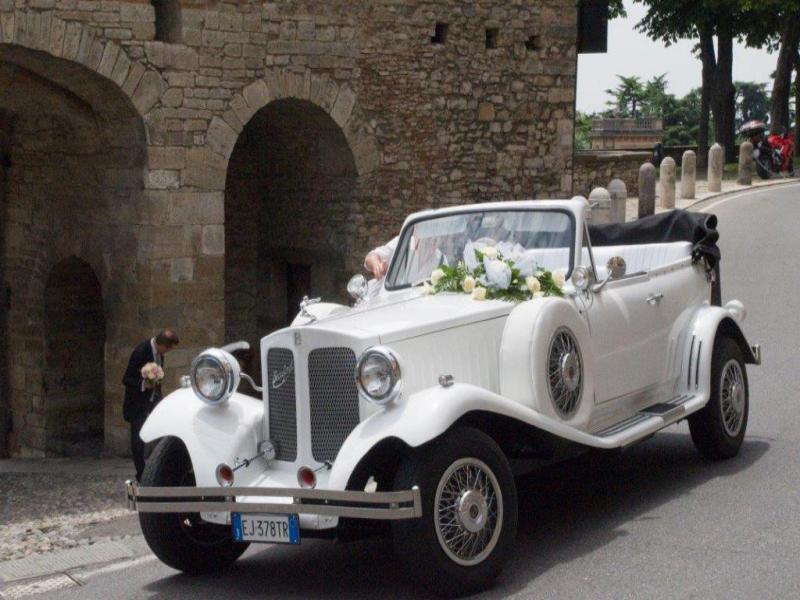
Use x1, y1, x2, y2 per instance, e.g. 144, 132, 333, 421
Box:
738, 120, 795, 179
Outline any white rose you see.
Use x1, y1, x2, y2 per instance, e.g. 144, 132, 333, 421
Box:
462, 275, 476, 293
420, 282, 434, 295
430, 268, 445, 285
471, 286, 487, 301
525, 276, 541, 294
534, 291, 544, 298
482, 245, 498, 260
484, 258, 512, 290
552, 270, 566, 288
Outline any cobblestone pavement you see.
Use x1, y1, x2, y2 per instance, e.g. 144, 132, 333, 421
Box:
0, 460, 139, 562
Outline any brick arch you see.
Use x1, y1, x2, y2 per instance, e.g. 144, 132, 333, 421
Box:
0, 9, 167, 117
210, 67, 379, 181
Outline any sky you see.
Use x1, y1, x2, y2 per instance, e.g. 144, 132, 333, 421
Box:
576, 1, 778, 114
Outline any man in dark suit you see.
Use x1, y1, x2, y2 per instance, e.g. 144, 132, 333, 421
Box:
123, 329, 179, 481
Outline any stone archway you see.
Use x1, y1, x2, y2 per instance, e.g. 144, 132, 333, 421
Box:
0, 45, 147, 456
225, 98, 359, 372
44, 258, 105, 456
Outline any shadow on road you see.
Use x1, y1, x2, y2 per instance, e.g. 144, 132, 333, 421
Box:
141, 432, 767, 599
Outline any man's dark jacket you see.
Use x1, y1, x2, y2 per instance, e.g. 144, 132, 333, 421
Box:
122, 340, 161, 423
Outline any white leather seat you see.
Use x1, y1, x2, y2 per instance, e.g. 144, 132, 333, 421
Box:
516, 242, 692, 276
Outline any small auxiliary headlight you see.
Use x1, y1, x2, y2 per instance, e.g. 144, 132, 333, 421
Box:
355, 346, 402, 406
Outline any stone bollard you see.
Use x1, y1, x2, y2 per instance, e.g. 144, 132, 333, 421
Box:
659, 156, 676, 209
588, 187, 612, 224
680, 150, 696, 199
738, 141, 753, 185
638, 162, 656, 218
607, 178, 627, 223
708, 143, 723, 192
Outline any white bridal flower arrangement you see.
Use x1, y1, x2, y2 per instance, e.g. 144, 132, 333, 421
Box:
141, 362, 165, 386
426, 242, 565, 302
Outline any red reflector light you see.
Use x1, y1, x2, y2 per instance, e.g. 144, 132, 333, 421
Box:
215, 463, 234, 487
297, 466, 317, 489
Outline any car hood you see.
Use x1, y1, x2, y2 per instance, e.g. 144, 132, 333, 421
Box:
303, 290, 514, 343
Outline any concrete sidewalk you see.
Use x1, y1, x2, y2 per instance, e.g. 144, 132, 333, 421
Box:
0, 456, 146, 594
623, 174, 800, 221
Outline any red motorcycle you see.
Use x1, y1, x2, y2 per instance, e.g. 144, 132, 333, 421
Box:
738, 120, 795, 179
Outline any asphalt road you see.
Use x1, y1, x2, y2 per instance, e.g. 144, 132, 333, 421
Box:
42, 183, 800, 600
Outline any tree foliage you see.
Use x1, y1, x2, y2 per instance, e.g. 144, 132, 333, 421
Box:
735, 81, 770, 126
604, 75, 645, 118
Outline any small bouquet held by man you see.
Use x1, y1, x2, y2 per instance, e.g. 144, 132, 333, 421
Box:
141, 362, 165, 388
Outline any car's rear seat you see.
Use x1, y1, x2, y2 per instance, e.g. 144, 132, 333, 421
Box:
518, 242, 693, 276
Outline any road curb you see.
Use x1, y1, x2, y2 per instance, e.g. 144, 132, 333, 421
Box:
684, 177, 800, 212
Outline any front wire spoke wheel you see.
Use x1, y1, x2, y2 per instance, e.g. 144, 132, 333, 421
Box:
434, 458, 503, 566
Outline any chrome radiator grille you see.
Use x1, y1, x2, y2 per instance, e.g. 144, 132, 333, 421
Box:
266, 348, 297, 461
308, 347, 360, 462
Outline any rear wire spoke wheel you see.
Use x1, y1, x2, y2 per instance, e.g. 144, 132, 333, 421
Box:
689, 336, 749, 460
392, 427, 517, 597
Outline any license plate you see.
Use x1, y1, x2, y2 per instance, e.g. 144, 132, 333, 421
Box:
232, 513, 300, 545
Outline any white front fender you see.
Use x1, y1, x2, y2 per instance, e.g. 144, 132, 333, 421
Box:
328, 383, 610, 490
139, 388, 264, 487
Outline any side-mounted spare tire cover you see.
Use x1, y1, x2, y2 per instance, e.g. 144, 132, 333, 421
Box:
498, 297, 594, 429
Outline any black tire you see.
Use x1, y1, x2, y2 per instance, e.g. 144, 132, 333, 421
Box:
392, 427, 518, 597
755, 154, 773, 179
688, 336, 749, 460
139, 438, 248, 573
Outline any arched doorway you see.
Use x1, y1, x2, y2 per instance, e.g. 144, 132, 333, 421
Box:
0, 45, 146, 456
44, 258, 105, 456
224, 99, 358, 374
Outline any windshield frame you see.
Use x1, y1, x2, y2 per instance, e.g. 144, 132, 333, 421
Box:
384, 207, 577, 291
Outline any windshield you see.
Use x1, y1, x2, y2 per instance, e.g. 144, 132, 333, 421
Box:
386, 209, 575, 289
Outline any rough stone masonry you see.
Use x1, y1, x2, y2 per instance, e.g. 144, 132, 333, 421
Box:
0, 0, 578, 457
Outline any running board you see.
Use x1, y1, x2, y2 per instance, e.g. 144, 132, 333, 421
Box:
593, 394, 701, 445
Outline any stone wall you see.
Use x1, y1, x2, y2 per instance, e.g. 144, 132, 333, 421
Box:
573, 150, 652, 198
0, 0, 579, 456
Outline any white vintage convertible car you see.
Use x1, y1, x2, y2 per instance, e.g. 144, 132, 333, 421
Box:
126, 199, 759, 596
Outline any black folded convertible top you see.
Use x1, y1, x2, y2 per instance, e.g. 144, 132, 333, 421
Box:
588, 209, 721, 304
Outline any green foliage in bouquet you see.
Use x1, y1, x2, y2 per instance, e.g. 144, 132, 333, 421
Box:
428, 246, 564, 302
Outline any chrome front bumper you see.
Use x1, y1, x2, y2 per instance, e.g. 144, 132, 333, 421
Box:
125, 480, 422, 521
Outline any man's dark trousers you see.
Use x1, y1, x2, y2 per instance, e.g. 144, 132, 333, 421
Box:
122, 340, 162, 481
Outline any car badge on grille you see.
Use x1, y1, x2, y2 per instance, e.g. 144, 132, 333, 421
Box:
272, 363, 294, 389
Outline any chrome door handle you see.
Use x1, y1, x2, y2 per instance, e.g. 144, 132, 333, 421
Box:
646, 293, 664, 305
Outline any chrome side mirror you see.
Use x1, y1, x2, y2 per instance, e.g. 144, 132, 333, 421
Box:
347, 274, 368, 303
607, 256, 627, 279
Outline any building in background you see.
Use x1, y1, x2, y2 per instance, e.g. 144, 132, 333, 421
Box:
589, 117, 664, 150
0, 0, 597, 457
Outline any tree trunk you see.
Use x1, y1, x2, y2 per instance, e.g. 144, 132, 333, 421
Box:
770, 14, 800, 134
715, 27, 736, 163
698, 27, 715, 168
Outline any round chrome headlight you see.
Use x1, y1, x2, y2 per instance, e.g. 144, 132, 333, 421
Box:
355, 346, 402, 405
190, 348, 240, 406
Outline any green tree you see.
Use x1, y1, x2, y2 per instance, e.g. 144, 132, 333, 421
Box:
735, 81, 770, 128
634, 0, 762, 163
641, 74, 670, 116
574, 111, 593, 151
605, 75, 645, 118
